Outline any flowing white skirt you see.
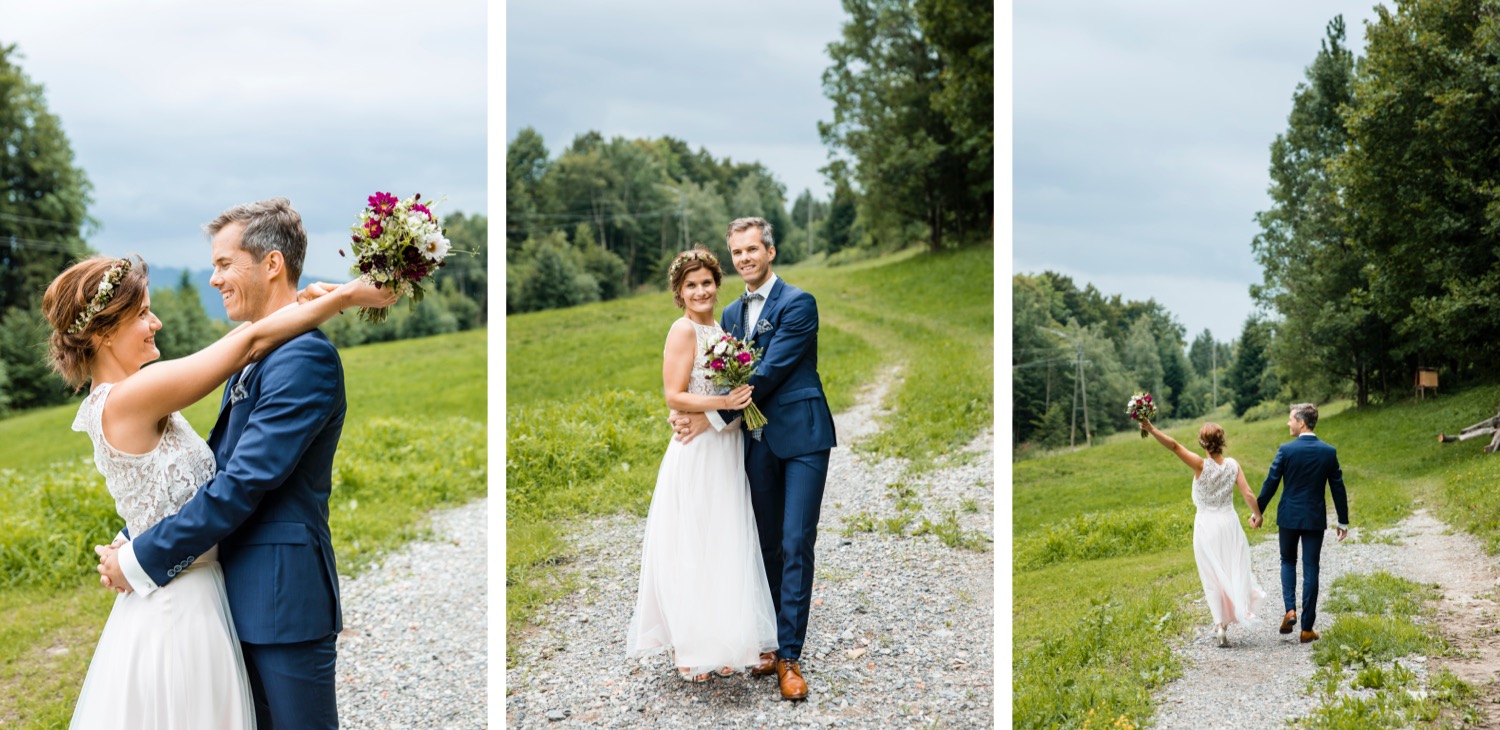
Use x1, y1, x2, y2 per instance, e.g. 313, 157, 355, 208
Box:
71, 546, 255, 730
1193, 505, 1266, 627
625, 425, 779, 674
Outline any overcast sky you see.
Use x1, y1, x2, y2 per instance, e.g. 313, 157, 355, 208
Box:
1014, 1, 1384, 343
506, 0, 847, 203
1, 0, 485, 281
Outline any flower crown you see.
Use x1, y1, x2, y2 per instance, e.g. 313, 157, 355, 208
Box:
68, 258, 132, 334
668, 249, 718, 283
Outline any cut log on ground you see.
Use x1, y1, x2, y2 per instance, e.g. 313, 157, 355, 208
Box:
1439, 410, 1500, 453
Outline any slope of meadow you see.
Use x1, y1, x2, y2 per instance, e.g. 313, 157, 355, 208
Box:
0, 329, 487, 728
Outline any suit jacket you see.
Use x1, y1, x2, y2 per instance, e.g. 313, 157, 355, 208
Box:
131, 330, 346, 644
718, 277, 837, 459
1256, 434, 1350, 531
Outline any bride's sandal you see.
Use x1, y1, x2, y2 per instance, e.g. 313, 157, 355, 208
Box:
677, 667, 710, 683
713, 666, 736, 678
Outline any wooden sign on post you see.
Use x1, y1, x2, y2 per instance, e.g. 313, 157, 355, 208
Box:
1416, 368, 1438, 400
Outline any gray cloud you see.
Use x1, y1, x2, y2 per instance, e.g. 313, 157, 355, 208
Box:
2, 0, 485, 280
1015, 0, 1383, 341
507, 0, 847, 200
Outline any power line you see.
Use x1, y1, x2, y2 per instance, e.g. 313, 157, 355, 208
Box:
0, 232, 84, 253
0, 212, 79, 229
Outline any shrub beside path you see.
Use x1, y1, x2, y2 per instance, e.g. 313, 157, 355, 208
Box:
505, 369, 995, 728
1155, 507, 1500, 728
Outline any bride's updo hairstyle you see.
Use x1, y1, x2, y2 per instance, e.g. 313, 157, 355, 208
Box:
42, 255, 150, 391
1198, 422, 1226, 456
667, 245, 722, 309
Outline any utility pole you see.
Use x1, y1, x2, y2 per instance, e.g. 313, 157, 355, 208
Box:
1050, 328, 1092, 448
807, 192, 815, 257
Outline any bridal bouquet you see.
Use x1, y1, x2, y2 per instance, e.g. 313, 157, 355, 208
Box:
1126, 392, 1157, 437
342, 191, 451, 323
703, 332, 767, 429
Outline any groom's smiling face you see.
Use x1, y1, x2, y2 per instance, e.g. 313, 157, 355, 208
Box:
729, 228, 775, 289
209, 222, 272, 322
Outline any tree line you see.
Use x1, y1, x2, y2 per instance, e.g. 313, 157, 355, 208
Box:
1253, 3, 1500, 406
0, 42, 486, 416
1012, 273, 1276, 453
505, 0, 992, 315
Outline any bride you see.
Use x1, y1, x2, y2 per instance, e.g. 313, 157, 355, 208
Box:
625, 246, 778, 681
1141, 419, 1266, 647
42, 255, 393, 728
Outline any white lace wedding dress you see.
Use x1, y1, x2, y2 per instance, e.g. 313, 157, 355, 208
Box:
1192, 457, 1265, 628
625, 320, 778, 675
69, 382, 255, 729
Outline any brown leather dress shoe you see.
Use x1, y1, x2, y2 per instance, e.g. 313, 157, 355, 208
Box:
751, 652, 777, 677
776, 658, 808, 700
1300, 629, 1320, 643
1279, 610, 1296, 635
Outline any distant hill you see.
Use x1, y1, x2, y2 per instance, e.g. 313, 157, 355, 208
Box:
147, 267, 341, 322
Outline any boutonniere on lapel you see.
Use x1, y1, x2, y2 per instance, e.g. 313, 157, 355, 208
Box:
755, 319, 774, 337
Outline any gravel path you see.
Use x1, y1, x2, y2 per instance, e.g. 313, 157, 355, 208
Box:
336, 498, 488, 729
1154, 507, 1500, 729
505, 369, 995, 728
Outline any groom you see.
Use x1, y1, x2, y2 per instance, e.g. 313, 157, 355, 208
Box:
98, 198, 347, 728
1255, 402, 1350, 644
672, 217, 836, 701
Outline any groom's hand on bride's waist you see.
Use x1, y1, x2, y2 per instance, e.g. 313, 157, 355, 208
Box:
667, 410, 710, 445
93, 543, 134, 594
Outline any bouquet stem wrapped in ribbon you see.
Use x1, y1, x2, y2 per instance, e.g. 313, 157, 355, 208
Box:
1126, 392, 1157, 438
342, 191, 452, 323
704, 331, 767, 430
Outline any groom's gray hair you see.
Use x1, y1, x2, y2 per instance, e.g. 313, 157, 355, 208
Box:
726, 216, 775, 249
204, 197, 307, 285
1290, 403, 1319, 431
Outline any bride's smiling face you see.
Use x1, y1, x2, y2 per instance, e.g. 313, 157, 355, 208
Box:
103, 292, 162, 369
678, 268, 718, 317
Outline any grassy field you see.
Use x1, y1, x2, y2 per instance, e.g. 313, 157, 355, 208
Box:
0, 329, 487, 728
1013, 384, 1500, 728
506, 245, 994, 655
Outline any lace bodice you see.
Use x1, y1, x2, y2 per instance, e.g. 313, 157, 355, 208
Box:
1192, 457, 1239, 510
688, 320, 732, 398
72, 383, 217, 537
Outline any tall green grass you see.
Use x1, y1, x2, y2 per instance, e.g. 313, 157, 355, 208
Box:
0, 330, 487, 728
506, 246, 994, 652
1014, 385, 1500, 728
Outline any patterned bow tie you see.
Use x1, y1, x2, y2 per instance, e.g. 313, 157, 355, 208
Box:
741, 292, 762, 339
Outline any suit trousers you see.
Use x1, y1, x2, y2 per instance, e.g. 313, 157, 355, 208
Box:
745, 437, 830, 661
243, 633, 339, 729
1278, 528, 1325, 631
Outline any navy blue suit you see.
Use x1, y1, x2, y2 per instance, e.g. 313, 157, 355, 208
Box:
1256, 434, 1349, 632
719, 277, 836, 661
132, 330, 345, 729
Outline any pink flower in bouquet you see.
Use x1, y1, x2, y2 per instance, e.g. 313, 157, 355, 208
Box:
364, 217, 384, 239
710, 359, 726, 370
368, 192, 399, 216
736, 351, 753, 364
